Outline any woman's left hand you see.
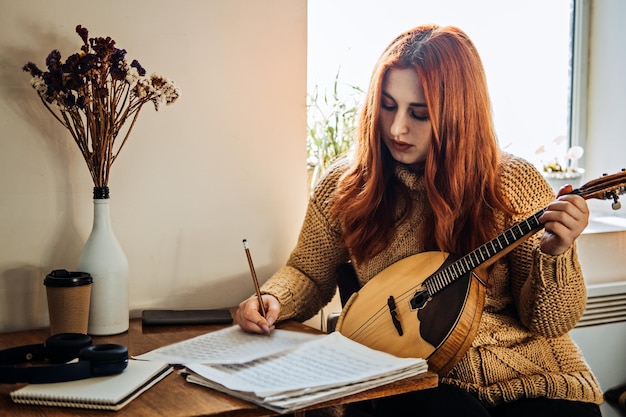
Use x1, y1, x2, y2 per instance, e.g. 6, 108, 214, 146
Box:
539, 184, 589, 255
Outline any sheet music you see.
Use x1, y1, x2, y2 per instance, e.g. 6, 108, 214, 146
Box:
134, 325, 323, 364
136, 323, 429, 413
184, 331, 426, 396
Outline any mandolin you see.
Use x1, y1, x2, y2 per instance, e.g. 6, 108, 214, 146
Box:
335, 170, 626, 376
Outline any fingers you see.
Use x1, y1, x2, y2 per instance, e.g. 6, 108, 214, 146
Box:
544, 193, 589, 228
539, 185, 589, 255
555, 183, 574, 198
234, 295, 279, 334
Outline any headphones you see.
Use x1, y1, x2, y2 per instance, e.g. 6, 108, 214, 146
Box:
0, 333, 128, 384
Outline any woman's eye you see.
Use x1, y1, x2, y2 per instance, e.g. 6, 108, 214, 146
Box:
381, 102, 396, 111
411, 110, 429, 121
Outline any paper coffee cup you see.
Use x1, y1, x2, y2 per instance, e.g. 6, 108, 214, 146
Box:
44, 270, 93, 335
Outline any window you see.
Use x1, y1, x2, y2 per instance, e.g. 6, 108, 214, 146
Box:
307, 0, 574, 171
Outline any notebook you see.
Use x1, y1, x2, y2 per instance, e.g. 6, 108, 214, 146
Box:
10, 360, 172, 411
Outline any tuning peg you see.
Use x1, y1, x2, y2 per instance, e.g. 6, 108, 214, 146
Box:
612, 194, 622, 210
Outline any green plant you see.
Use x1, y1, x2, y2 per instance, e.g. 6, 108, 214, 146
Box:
307, 70, 363, 192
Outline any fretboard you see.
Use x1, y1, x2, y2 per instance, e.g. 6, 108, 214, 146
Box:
423, 208, 546, 295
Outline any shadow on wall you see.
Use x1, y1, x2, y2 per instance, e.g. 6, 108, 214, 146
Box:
0, 19, 77, 136
0, 265, 49, 332
0, 20, 92, 332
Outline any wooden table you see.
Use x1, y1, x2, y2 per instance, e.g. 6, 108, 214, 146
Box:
0, 319, 437, 416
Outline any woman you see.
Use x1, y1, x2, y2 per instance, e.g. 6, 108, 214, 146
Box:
235, 25, 603, 416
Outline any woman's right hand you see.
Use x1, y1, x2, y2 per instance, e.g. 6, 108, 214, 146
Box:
234, 294, 280, 334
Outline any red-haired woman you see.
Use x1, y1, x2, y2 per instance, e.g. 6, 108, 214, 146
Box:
235, 25, 603, 416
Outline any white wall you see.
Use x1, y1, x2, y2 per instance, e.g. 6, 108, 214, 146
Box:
0, 0, 308, 332
585, 0, 626, 192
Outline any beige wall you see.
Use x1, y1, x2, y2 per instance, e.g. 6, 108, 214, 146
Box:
0, 0, 308, 332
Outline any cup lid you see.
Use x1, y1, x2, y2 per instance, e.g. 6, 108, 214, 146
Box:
44, 270, 93, 287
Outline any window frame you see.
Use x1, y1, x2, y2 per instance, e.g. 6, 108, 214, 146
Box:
569, 0, 590, 168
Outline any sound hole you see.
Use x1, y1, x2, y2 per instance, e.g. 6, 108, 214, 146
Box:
417, 272, 471, 348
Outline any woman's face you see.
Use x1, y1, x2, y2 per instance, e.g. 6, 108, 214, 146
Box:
379, 67, 433, 165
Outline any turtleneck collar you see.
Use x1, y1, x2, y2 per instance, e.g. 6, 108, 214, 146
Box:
394, 162, 426, 192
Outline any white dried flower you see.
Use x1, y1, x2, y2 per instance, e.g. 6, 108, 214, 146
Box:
566, 146, 584, 161
30, 75, 48, 96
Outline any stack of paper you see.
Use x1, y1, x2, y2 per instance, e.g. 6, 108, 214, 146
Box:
136, 326, 428, 414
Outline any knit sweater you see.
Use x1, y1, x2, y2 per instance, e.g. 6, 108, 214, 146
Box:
261, 153, 603, 406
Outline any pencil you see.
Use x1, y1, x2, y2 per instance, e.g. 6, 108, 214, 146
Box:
242, 239, 267, 319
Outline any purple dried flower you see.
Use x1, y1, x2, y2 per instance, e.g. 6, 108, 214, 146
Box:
65, 64, 85, 90
76, 25, 89, 53
43, 68, 64, 95
79, 53, 99, 73
130, 60, 146, 76
62, 54, 83, 90
90, 36, 116, 60
45, 50, 62, 70
22, 62, 42, 77
109, 49, 127, 80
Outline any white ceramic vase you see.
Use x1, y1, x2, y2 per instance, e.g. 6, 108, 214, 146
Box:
77, 187, 129, 335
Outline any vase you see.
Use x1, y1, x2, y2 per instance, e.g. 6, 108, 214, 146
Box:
77, 187, 129, 335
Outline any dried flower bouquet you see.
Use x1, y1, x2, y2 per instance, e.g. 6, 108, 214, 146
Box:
22, 25, 180, 188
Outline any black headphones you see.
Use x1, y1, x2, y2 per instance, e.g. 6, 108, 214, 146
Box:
0, 333, 128, 384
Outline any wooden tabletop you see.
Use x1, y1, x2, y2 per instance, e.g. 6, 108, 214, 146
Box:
0, 319, 437, 416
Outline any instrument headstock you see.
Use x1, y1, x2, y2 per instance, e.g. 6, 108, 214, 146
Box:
574, 169, 626, 210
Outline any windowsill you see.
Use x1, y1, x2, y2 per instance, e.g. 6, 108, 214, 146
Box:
583, 214, 626, 234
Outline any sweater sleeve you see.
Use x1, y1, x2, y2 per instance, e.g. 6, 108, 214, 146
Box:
260, 162, 350, 322
502, 156, 587, 337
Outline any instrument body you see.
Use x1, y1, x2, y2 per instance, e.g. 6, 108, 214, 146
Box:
336, 170, 626, 375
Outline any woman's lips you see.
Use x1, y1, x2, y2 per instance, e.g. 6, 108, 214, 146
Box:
390, 139, 412, 152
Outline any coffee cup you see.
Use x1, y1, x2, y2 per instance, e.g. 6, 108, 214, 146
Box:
44, 270, 93, 335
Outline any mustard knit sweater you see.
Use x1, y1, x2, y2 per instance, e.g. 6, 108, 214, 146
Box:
261, 153, 603, 407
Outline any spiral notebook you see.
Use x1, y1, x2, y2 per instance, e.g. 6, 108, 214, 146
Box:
10, 360, 172, 411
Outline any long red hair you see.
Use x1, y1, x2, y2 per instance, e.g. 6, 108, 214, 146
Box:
331, 24, 513, 263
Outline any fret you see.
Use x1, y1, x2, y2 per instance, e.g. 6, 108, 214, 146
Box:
436, 276, 446, 292
429, 274, 443, 293
468, 252, 479, 266
423, 209, 548, 297
430, 274, 441, 292
462, 256, 473, 271
473, 249, 481, 263
522, 220, 532, 232
425, 277, 436, 293
445, 268, 456, 282
506, 228, 517, 242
